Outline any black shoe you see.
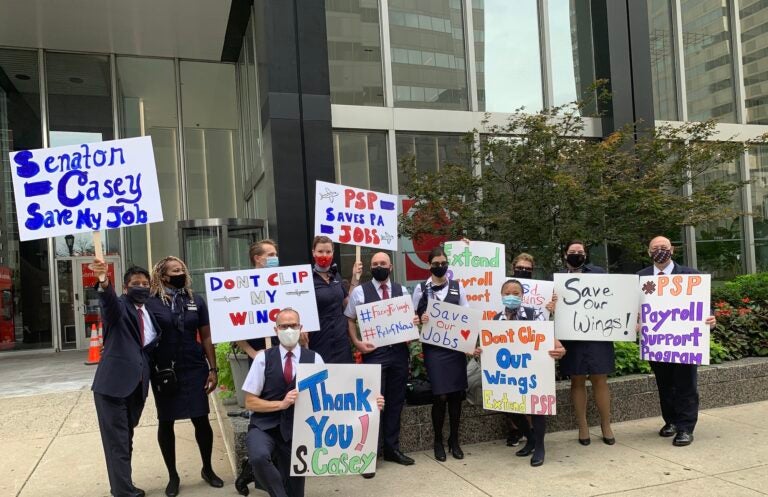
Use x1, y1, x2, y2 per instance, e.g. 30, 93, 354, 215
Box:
131, 488, 146, 497
603, 436, 616, 445
165, 476, 180, 497
447, 439, 464, 460
672, 431, 693, 446
659, 423, 677, 437
383, 449, 415, 465
234, 458, 252, 496
530, 449, 545, 467
434, 441, 446, 462
201, 468, 224, 488
506, 431, 522, 447
362, 472, 376, 479
578, 437, 591, 446
515, 440, 535, 457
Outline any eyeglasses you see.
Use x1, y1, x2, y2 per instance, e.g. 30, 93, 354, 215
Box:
430, 262, 449, 268
276, 323, 299, 330
514, 266, 533, 271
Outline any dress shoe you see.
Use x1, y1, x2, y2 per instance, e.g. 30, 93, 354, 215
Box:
578, 437, 591, 446
672, 431, 693, 446
383, 449, 415, 466
506, 431, 522, 447
434, 441, 447, 462
530, 449, 545, 467
165, 476, 180, 497
131, 488, 145, 497
201, 468, 224, 488
234, 457, 253, 496
515, 441, 535, 457
659, 423, 677, 437
447, 439, 464, 460
602, 436, 616, 445
362, 472, 376, 479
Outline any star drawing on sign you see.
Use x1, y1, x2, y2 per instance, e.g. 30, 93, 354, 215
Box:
641, 281, 656, 295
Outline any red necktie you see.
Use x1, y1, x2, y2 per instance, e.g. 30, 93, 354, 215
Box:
381, 283, 389, 299
284, 351, 293, 384
136, 306, 145, 346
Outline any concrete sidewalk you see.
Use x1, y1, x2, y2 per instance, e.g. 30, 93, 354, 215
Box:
2, 355, 768, 497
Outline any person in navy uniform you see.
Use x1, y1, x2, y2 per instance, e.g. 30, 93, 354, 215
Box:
146, 256, 222, 497
345, 252, 420, 477
413, 246, 481, 462
637, 236, 716, 447
493, 278, 565, 466
548, 240, 615, 446
91, 259, 160, 497
309, 235, 361, 363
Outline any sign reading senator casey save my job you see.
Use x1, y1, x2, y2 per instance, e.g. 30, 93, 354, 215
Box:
9, 137, 162, 241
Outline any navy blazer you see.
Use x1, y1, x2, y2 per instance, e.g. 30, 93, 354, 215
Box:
637, 261, 699, 276
91, 282, 161, 399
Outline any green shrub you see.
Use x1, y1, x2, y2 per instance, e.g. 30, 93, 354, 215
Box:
612, 341, 652, 377
215, 342, 235, 399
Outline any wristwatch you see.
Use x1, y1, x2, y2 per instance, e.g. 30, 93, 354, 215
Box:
209, 367, 219, 373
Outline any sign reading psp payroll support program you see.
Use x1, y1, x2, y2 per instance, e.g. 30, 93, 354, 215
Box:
9, 136, 162, 241
639, 274, 711, 365
480, 320, 557, 415
204, 265, 319, 343
443, 241, 506, 320
420, 299, 482, 354
355, 295, 418, 347
291, 363, 381, 476
314, 180, 398, 251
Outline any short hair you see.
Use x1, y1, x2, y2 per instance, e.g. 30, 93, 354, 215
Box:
312, 235, 334, 250
563, 239, 587, 254
123, 266, 150, 286
512, 253, 535, 267
249, 239, 278, 262
501, 279, 523, 294
428, 246, 447, 263
275, 307, 300, 323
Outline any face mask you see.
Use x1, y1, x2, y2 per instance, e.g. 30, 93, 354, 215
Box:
371, 266, 390, 282
314, 255, 333, 271
651, 248, 672, 265
265, 256, 280, 268
277, 327, 301, 348
167, 274, 186, 289
127, 286, 150, 304
502, 295, 522, 310
513, 269, 533, 279
430, 265, 448, 278
565, 253, 586, 268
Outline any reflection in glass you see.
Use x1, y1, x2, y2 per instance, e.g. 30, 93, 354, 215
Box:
648, 0, 678, 120
326, 0, 385, 106
740, 1, 768, 123
396, 133, 470, 194
748, 146, 768, 270
389, 0, 468, 109
333, 130, 389, 192
548, 0, 596, 109
474, 0, 542, 112
681, 0, 737, 122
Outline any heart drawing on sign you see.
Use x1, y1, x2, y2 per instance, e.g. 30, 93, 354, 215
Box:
460, 329, 471, 340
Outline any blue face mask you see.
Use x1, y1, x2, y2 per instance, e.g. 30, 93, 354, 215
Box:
265, 256, 280, 268
502, 295, 522, 310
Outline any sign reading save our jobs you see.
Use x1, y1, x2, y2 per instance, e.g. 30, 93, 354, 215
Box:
420, 299, 482, 354
204, 265, 319, 343
291, 363, 381, 476
355, 295, 418, 347
9, 137, 162, 241
314, 180, 398, 251
480, 320, 557, 415
553, 273, 639, 341
639, 274, 711, 365
443, 241, 506, 320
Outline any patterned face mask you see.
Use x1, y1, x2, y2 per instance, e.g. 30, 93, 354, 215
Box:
651, 248, 672, 264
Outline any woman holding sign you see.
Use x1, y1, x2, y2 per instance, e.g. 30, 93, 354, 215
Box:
549, 240, 615, 446
414, 247, 481, 462
146, 256, 223, 496
493, 279, 566, 466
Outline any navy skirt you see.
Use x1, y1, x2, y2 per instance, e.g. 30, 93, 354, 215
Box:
559, 340, 615, 376
424, 344, 468, 395
153, 364, 210, 422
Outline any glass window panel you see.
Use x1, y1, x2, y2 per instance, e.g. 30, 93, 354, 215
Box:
326, 0, 385, 106
740, 0, 768, 123
474, 0, 543, 112
749, 145, 768, 270
681, 0, 737, 122
0, 48, 52, 352
548, 0, 596, 110
648, 0, 679, 120
396, 133, 471, 194
390, 0, 468, 110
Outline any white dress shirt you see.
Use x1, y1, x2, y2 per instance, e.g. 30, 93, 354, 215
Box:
343, 279, 411, 319
241, 345, 324, 397
654, 260, 676, 275
411, 278, 469, 310
135, 304, 157, 346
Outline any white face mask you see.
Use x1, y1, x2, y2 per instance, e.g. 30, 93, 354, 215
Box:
277, 327, 301, 348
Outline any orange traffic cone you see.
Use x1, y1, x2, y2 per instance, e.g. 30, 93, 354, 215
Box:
84, 323, 101, 365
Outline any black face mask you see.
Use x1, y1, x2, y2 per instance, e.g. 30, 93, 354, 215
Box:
167, 274, 187, 289
126, 286, 150, 304
430, 265, 448, 278
371, 266, 390, 282
565, 253, 586, 268
513, 269, 533, 279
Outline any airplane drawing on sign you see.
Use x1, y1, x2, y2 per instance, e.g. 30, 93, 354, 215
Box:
286, 289, 310, 297
380, 232, 394, 244
213, 296, 241, 303
319, 188, 339, 203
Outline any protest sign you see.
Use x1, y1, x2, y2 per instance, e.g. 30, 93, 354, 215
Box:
444, 241, 506, 320
639, 274, 711, 365
420, 299, 482, 354
291, 363, 381, 476
514, 278, 554, 320
553, 273, 639, 341
480, 320, 557, 415
356, 295, 418, 347
9, 136, 162, 241
204, 265, 319, 343
314, 180, 398, 251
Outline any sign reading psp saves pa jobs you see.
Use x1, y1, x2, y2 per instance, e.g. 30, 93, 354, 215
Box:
9, 136, 163, 241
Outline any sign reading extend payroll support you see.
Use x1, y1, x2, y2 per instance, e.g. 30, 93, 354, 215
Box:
553, 273, 639, 341
514, 278, 554, 320
639, 274, 711, 365
444, 241, 506, 320
291, 363, 381, 476
314, 180, 398, 250
9, 136, 162, 241
480, 320, 557, 415
204, 265, 319, 343
355, 295, 418, 347
420, 299, 482, 354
